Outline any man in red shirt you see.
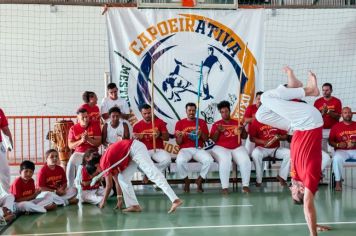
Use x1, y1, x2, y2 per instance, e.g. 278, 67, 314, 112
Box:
249, 119, 290, 187
133, 104, 171, 177
175, 103, 214, 193
0, 108, 13, 192
210, 100, 251, 194
86, 139, 182, 213
329, 107, 356, 191
243, 91, 263, 155
67, 108, 101, 187
256, 66, 330, 235
314, 83, 342, 152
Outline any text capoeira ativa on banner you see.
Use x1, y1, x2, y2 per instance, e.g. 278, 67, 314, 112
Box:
106, 8, 264, 155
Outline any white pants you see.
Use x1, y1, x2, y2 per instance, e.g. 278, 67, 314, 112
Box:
0, 193, 14, 211
81, 187, 113, 205
39, 187, 77, 206
66, 152, 85, 187
251, 146, 290, 184
332, 149, 356, 181
148, 149, 171, 173
118, 140, 178, 208
0, 143, 10, 192
245, 136, 256, 156
210, 145, 251, 188
256, 85, 323, 132
322, 129, 333, 153
176, 147, 214, 179
321, 150, 331, 172
15, 192, 54, 213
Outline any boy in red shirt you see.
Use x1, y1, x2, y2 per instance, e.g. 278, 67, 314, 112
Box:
10, 160, 56, 213
329, 107, 356, 191
37, 149, 78, 206
256, 66, 330, 235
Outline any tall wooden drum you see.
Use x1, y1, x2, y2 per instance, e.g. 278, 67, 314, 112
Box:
51, 120, 74, 168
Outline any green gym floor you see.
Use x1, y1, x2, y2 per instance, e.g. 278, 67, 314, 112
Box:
1, 179, 356, 236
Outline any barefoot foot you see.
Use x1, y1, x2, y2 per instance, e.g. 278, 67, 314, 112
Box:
283, 66, 303, 88
122, 205, 142, 212
195, 176, 204, 193
304, 71, 320, 96
317, 224, 332, 231
168, 199, 183, 214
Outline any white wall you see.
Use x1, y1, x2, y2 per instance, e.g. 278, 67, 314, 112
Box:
0, 5, 355, 116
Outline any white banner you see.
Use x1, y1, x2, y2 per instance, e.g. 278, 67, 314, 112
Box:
106, 8, 264, 154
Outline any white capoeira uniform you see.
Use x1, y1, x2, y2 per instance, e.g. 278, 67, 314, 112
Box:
333, 150, 356, 181
100, 97, 130, 116
176, 148, 214, 179
248, 119, 291, 184
0, 190, 14, 213
102, 140, 179, 208
0, 143, 10, 193
148, 149, 171, 173
256, 85, 324, 194
75, 165, 113, 205
15, 192, 54, 213
329, 120, 356, 182
38, 188, 77, 206
121, 140, 178, 207
251, 146, 290, 184
10, 177, 55, 213
101, 97, 133, 138
256, 85, 323, 133
106, 120, 125, 144
66, 122, 101, 188
133, 117, 172, 173
210, 145, 251, 188
67, 152, 85, 188
210, 118, 251, 188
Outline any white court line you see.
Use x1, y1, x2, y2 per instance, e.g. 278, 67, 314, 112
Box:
180, 204, 253, 209
5, 221, 356, 236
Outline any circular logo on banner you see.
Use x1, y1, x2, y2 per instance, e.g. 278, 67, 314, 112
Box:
114, 14, 257, 154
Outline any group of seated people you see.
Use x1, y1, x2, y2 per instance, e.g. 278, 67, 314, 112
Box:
1, 81, 355, 223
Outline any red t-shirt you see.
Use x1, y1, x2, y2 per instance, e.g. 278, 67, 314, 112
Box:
314, 96, 342, 129
81, 166, 100, 191
10, 177, 35, 201
175, 118, 209, 149
79, 104, 101, 130
100, 139, 134, 176
244, 104, 258, 119
0, 108, 9, 142
37, 164, 67, 190
290, 127, 322, 195
249, 120, 287, 148
210, 119, 241, 149
68, 122, 101, 153
329, 121, 356, 150
133, 118, 168, 150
